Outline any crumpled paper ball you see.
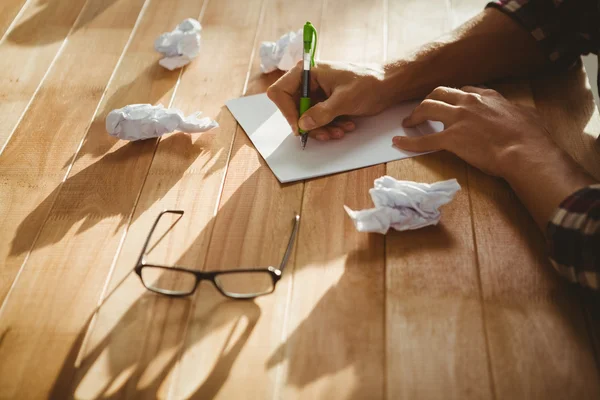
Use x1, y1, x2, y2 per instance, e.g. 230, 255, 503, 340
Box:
259, 29, 304, 73
154, 18, 202, 70
344, 176, 461, 234
106, 104, 218, 141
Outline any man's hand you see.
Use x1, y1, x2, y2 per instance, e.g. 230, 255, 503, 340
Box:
393, 86, 555, 178
394, 86, 595, 228
267, 61, 391, 140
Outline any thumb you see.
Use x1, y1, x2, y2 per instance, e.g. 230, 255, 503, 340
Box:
299, 94, 345, 131
392, 133, 446, 152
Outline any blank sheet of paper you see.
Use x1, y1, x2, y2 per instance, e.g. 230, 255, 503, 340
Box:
226, 93, 443, 183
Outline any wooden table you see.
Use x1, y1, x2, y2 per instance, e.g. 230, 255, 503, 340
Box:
1, 0, 600, 398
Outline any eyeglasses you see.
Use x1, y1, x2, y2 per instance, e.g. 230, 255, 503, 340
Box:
135, 210, 300, 299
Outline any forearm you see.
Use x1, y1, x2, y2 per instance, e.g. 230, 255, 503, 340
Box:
502, 144, 596, 230
381, 8, 547, 104
504, 146, 600, 290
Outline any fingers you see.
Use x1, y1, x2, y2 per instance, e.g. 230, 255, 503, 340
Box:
460, 85, 504, 100
426, 86, 465, 105
267, 62, 303, 135
299, 92, 346, 131
310, 126, 341, 140
267, 61, 348, 135
331, 117, 355, 132
310, 118, 356, 140
272, 60, 303, 94
402, 99, 460, 128
392, 131, 449, 153
460, 85, 488, 95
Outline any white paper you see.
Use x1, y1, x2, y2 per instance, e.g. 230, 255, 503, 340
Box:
344, 176, 461, 234
259, 30, 304, 73
106, 104, 218, 141
154, 18, 201, 71
225, 93, 443, 183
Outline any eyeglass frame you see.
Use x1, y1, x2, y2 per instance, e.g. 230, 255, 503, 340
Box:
134, 209, 300, 299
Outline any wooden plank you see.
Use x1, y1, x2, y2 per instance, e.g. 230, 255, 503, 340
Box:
0, 0, 88, 148
385, 1, 492, 399
0, 0, 147, 304
530, 61, 600, 370
0, 0, 28, 38
55, 0, 267, 398
471, 81, 600, 398
444, 2, 600, 398
533, 61, 600, 393
271, 1, 386, 399
168, 1, 324, 398
0, 0, 151, 396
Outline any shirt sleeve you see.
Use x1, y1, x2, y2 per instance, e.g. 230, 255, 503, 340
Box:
486, 0, 598, 69
546, 184, 600, 289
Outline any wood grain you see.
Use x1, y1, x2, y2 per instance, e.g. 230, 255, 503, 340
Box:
0, 0, 28, 38
275, 1, 386, 399
0, 0, 148, 303
59, 0, 267, 398
0, 0, 88, 148
170, 0, 322, 398
530, 61, 600, 383
0, 0, 599, 398
385, 2, 492, 399
471, 80, 600, 399
0, 0, 153, 397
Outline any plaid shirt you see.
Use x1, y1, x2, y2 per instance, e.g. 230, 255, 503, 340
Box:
488, 0, 600, 289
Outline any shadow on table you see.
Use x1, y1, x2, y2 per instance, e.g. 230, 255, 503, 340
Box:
409, 140, 597, 392
46, 73, 287, 398
9, 133, 211, 257
46, 156, 595, 398
18, 69, 280, 257
50, 272, 261, 399
8, 0, 119, 46
0, 328, 9, 349
10, 49, 259, 256
48, 68, 600, 398
266, 238, 386, 399
26, 62, 600, 398
49, 232, 384, 399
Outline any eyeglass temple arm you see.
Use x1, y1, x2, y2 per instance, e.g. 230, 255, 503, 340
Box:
136, 209, 185, 266
278, 214, 300, 274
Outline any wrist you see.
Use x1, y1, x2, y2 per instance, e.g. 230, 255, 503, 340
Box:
499, 142, 591, 189
381, 59, 423, 105
499, 142, 596, 228
381, 46, 454, 105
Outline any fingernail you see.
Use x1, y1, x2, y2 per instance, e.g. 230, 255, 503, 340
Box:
344, 121, 355, 130
316, 133, 329, 141
299, 116, 316, 131
331, 129, 343, 139
392, 136, 403, 145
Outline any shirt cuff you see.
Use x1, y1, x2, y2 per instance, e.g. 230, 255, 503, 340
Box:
546, 184, 600, 289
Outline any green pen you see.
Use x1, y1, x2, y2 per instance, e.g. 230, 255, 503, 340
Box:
299, 21, 317, 150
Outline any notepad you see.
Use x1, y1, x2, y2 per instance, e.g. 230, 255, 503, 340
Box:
226, 94, 443, 183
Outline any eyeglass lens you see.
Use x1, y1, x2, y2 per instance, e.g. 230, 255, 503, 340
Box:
141, 266, 197, 296
140, 266, 274, 297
